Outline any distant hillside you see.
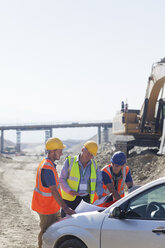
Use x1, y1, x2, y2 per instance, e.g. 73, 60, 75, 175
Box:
0, 137, 15, 149
20, 139, 85, 155
67, 128, 133, 154
63, 139, 86, 150
67, 135, 97, 154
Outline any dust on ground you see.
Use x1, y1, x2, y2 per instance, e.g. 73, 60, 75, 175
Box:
0, 143, 165, 247
0, 155, 40, 248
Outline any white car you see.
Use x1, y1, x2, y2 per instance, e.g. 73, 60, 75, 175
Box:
43, 178, 165, 248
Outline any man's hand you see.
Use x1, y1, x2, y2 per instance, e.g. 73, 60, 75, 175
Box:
106, 183, 121, 201
69, 190, 79, 196
49, 185, 77, 214
64, 206, 75, 215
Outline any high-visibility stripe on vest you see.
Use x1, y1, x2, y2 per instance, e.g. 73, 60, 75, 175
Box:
61, 156, 97, 203
31, 158, 61, 215
101, 164, 129, 198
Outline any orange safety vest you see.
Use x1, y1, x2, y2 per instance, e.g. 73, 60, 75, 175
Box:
31, 158, 61, 215
102, 163, 129, 198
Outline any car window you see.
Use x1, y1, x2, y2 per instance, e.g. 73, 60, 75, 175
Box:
125, 183, 165, 220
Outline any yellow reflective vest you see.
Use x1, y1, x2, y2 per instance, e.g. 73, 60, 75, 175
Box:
61, 156, 97, 203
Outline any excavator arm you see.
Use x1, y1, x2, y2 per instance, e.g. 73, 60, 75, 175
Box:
141, 61, 165, 122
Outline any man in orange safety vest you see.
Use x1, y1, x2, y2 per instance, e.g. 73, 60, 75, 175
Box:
31, 137, 75, 248
101, 151, 133, 205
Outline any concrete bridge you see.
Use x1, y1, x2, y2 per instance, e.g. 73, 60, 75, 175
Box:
0, 121, 112, 153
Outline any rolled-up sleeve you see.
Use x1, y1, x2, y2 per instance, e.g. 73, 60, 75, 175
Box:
59, 159, 72, 194
125, 170, 133, 183
95, 168, 103, 196
102, 170, 112, 185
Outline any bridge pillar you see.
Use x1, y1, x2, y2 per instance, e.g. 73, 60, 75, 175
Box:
49, 128, 53, 138
103, 125, 109, 143
97, 126, 101, 144
1, 130, 4, 153
16, 130, 21, 153
45, 129, 52, 143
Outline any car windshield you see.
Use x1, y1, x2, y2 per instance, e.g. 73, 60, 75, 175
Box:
124, 183, 165, 219
103, 181, 165, 217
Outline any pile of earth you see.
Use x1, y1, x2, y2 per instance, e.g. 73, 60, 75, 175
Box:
127, 149, 165, 186
96, 143, 165, 186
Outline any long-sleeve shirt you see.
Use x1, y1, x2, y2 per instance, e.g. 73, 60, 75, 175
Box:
59, 155, 103, 197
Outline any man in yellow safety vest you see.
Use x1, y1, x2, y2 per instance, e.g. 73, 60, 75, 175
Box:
59, 140, 103, 217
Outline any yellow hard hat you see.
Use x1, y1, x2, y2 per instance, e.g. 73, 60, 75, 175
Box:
45, 137, 66, 150
84, 140, 98, 156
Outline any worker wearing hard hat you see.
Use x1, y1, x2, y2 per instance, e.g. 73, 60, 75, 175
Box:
101, 151, 133, 204
59, 140, 103, 217
31, 137, 75, 248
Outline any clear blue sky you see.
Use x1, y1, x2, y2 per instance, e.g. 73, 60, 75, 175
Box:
1, 0, 165, 142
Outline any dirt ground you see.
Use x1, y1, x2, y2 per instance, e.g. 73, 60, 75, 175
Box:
0, 155, 40, 248
0, 145, 165, 248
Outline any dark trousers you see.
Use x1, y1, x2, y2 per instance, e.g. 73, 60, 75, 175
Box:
61, 194, 90, 217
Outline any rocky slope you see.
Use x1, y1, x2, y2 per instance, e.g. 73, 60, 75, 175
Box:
95, 143, 165, 186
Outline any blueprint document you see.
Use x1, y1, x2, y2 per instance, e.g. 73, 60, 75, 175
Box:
75, 200, 105, 213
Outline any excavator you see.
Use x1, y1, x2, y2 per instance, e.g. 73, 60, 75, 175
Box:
112, 58, 165, 154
